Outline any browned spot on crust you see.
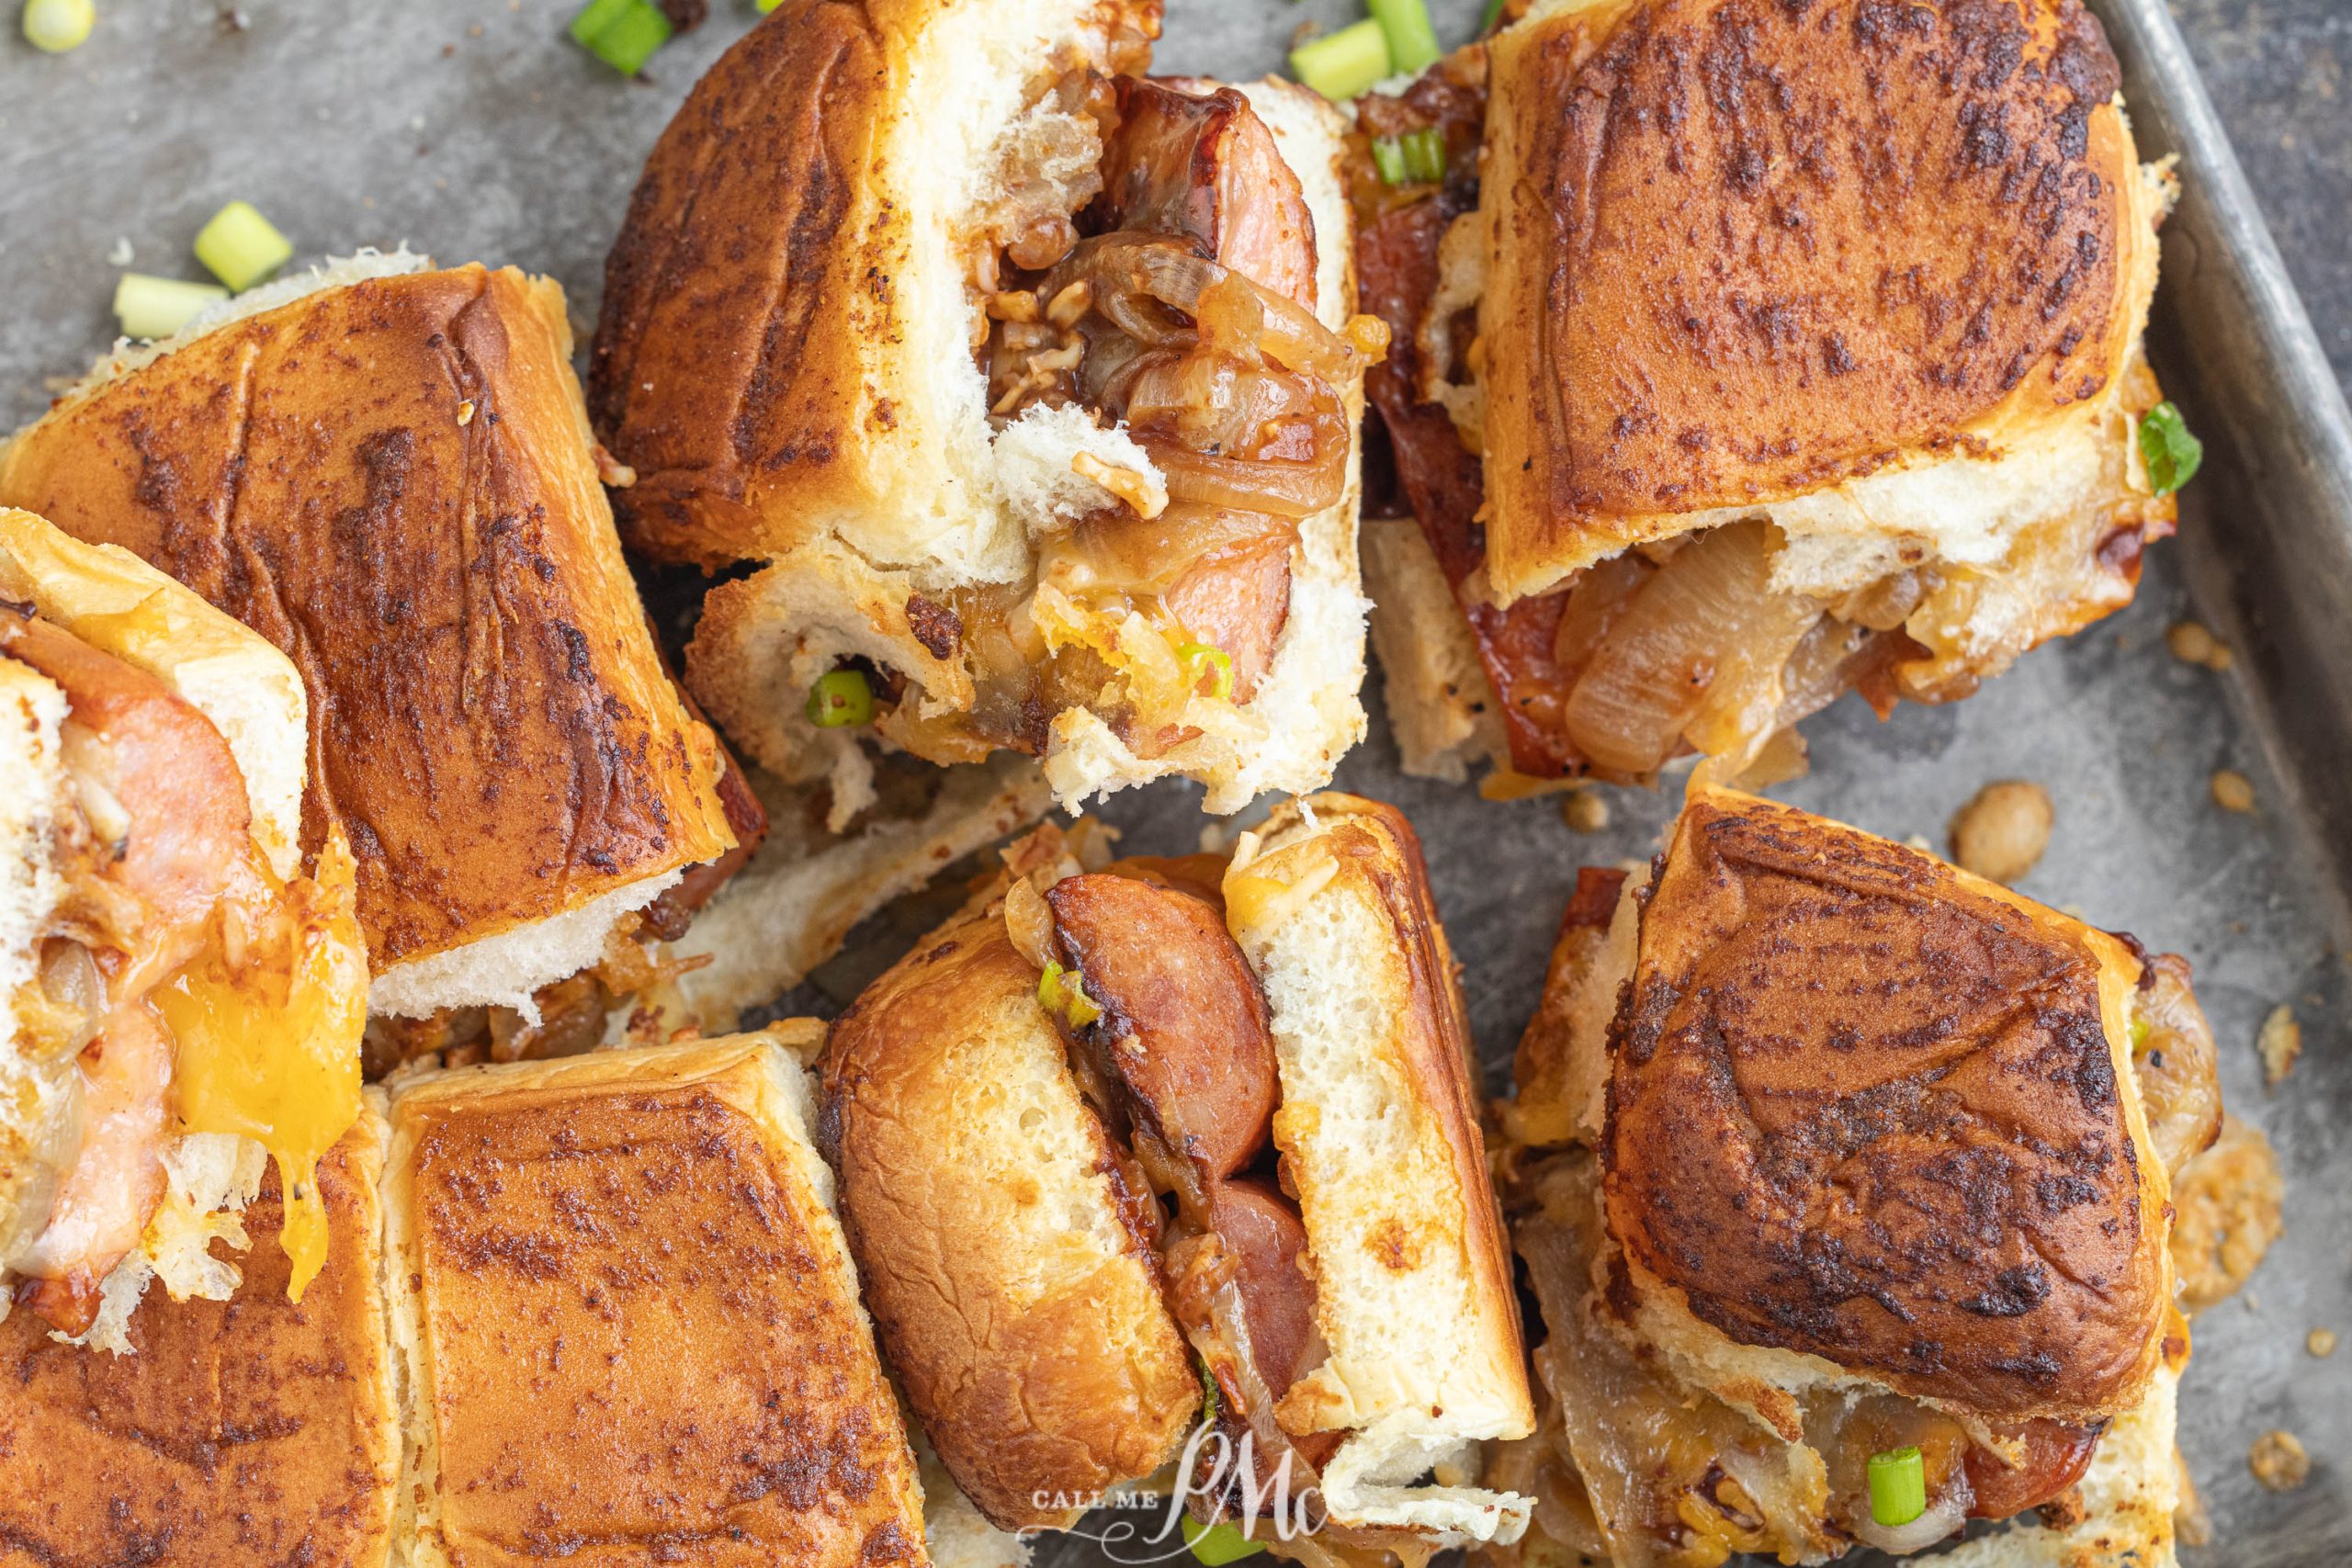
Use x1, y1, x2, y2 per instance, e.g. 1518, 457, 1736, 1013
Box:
1603, 791, 2164, 1422
1367, 1214, 1423, 1272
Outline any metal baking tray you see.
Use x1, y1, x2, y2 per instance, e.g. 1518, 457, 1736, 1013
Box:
0, 0, 2341, 1562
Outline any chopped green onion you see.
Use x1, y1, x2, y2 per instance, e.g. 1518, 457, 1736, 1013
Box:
112, 274, 228, 341
1371, 136, 1409, 186
1479, 0, 1511, 37
805, 668, 874, 728
570, 0, 672, 74
1180, 1514, 1265, 1566
2138, 400, 2203, 494
22, 0, 93, 52
1290, 17, 1392, 104
1037, 960, 1102, 1029
1368, 0, 1442, 75
192, 202, 293, 292
1867, 1446, 1927, 1528
2128, 1014, 2154, 1052
1198, 1357, 1220, 1425
1175, 641, 1235, 702
1401, 126, 1447, 183
757, 0, 786, 10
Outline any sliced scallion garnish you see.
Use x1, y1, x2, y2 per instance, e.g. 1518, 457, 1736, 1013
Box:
1867, 1446, 1927, 1528
1037, 960, 1102, 1029
1401, 126, 1446, 183
804, 668, 874, 728
1371, 135, 1408, 186
2138, 400, 2203, 494
1290, 17, 1392, 104
1179, 1514, 1265, 1566
1480, 0, 1510, 37
112, 273, 228, 341
193, 201, 293, 292
1175, 641, 1235, 702
570, 0, 672, 75
1368, 0, 1442, 75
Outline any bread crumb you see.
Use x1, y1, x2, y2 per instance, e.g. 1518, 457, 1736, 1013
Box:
2211, 769, 2256, 812
2257, 1004, 2301, 1085
2172, 1115, 2285, 1313
2248, 1429, 2309, 1492
2308, 1327, 2337, 1358
1948, 780, 2052, 883
1561, 789, 1609, 833
2167, 620, 2215, 664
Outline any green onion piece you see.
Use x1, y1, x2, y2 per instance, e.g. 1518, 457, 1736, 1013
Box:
2128, 1014, 2154, 1053
570, 0, 672, 74
112, 273, 229, 341
1180, 1514, 1266, 1566
1371, 135, 1409, 186
192, 201, 294, 292
22, 0, 94, 53
1037, 960, 1102, 1029
1401, 126, 1447, 184
1198, 1357, 1221, 1425
804, 668, 874, 728
1175, 641, 1235, 702
2138, 400, 2203, 494
1290, 17, 1392, 104
1867, 1446, 1927, 1528
1479, 0, 1510, 37
568, 0, 632, 43
1368, 0, 1442, 75
757, 0, 786, 10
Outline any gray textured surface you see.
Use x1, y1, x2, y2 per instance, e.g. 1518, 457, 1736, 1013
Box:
0, 2, 2345, 1564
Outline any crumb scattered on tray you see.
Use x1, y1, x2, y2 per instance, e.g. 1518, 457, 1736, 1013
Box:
1949, 780, 2052, 883
2172, 1114, 2286, 1313
2257, 1004, 2302, 1086
2211, 769, 2256, 812
1561, 789, 1608, 834
2248, 1429, 2310, 1493
2166, 620, 2235, 671
2309, 1328, 2337, 1359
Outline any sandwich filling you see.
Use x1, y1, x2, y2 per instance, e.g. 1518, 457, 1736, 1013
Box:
1, 605, 363, 1338
861, 61, 1379, 772
1353, 0, 2174, 785
1490, 798, 2222, 1564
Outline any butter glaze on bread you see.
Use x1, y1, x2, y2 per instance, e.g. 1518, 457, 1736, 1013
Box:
383, 1032, 931, 1568
0, 1109, 396, 1568
1607, 788, 2169, 1426
1480, 0, 2166, 602
0, 263, 736, 1012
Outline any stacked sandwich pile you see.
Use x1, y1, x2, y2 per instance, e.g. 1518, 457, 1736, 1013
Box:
0, 1, 2260, 1566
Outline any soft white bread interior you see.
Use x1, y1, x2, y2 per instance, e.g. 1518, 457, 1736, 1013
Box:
1223, 795, 1532, 1545
0, 653, 70, 1267
381, 1029, 933, 1568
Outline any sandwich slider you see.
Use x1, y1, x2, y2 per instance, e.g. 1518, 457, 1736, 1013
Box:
821, 796, 1534, 1560
0, 1105, 397, 1565
0, 507, 366, 1345
593, 0, 1383, 818
1487, 784, 2222, 1564
0, 254, 754, 1055
381, 1028, 980, 1568
1357, 0, 2180, 785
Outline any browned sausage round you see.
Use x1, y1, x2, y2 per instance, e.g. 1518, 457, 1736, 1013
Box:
1046, 872, 1280, 1180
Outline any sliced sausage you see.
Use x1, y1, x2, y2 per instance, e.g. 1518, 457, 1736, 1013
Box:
1046, 872, 1279, 1180
1963, 1419, 2105, 1519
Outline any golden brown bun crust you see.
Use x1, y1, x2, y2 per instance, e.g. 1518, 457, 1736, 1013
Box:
0, 265, 734, 964
1603, 787, 2165, 1424
388, 1040, 925, 1567
1483, 0, 2141, 585
590, 0, 893, 567
820, 909, 1198, 1532
0, 1120, 396, 1568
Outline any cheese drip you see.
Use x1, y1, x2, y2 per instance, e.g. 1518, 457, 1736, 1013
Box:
155, 831, 366, 1300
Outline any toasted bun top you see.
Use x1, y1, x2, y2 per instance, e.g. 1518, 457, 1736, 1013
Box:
1603, 785, 2168, 1425
821, 903, 1198, 1532
0, 1111, 396, 1568
383, 1032, 928, 1568
1479, 0, 2153, 598
0, 265, 735, 968
0, 507, 308, 878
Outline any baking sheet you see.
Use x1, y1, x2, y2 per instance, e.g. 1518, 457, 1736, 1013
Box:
0, 0, 2344, 1562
